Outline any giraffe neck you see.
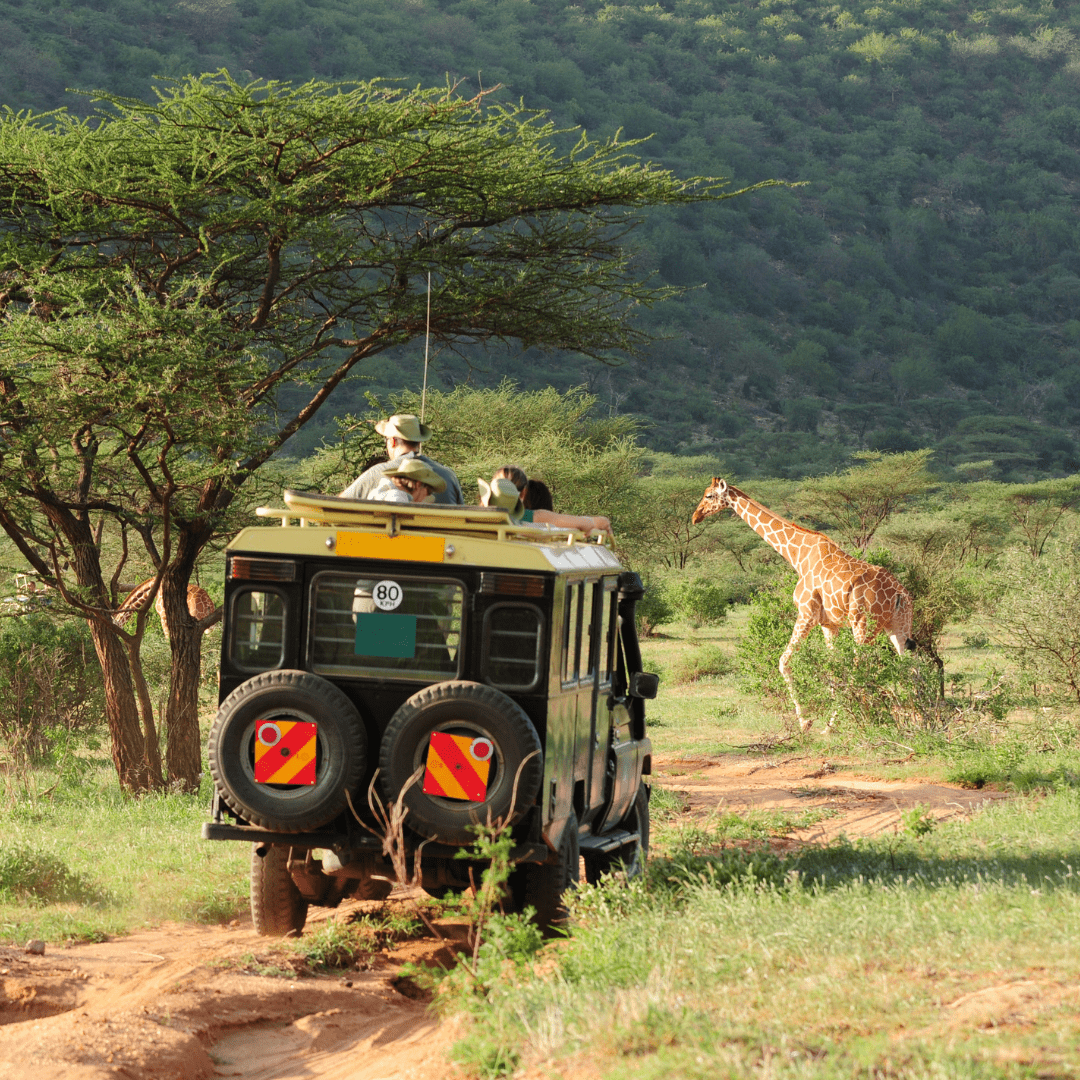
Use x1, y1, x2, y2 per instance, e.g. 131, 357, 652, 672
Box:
726, 487, 834, 577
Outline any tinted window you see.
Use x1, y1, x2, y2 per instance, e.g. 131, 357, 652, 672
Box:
484, 604, 544, 691
581, 580, 597, 680
561, 581, 581, 685
598, 584, 617, 687
232, 589, 286, 671
310, 573, 463, 681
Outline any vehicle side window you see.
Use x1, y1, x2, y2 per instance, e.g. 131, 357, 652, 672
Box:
561, 581, 581, 685
581, 580, 597, 681
598, 583, 617, 688
309, 573, 463, 681
231, 589, 286, 671
483, 603, 544, 692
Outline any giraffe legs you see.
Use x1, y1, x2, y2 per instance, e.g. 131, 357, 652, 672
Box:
779, 609, 819, 732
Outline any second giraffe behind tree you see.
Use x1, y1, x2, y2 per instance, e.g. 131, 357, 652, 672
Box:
692, 478, 915, 731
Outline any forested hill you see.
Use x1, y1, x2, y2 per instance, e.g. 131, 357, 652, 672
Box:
3, 0, 1080, 480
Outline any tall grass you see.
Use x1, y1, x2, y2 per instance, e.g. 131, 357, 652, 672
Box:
449, 790, 1080, 1078
0, 760, 247, 942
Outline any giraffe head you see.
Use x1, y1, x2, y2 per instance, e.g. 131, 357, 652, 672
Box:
691, 477, 733, 524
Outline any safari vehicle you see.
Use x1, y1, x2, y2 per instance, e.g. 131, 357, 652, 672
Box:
203, 490, 657, 936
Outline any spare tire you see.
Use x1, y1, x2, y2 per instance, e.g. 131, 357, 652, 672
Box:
379, 681, 543, 846
209, 670, 367, 832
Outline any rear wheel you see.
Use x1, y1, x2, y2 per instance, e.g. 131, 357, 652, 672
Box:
251, 844, 308, 937
584, 782, 650, 884
510, 812, 580, 934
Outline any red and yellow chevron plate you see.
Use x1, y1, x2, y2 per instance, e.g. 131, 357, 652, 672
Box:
254, 720, 317, 785
422, 732, 492, 802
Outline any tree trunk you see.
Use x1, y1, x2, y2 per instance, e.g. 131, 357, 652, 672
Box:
126, 636, 164, 785
161, 539, 214, 793
85, 618, 158, 792
50, 509, 161, 793
165, 615, 206, 793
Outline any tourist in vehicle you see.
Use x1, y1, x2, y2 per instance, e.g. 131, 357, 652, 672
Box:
340, 413, 462, 505
523, 478, 554, 512
369, 458, 447, 504
479, 475, 614, 542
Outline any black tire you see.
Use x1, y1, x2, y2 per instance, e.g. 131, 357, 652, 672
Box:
379, 681, 543, 846
584, 782, 650, 884
251, 844, 308, 937
510, 812, 580, 934
209, 670, 367, 832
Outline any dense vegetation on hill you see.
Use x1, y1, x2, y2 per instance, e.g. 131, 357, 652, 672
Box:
2, 0, 1079, 478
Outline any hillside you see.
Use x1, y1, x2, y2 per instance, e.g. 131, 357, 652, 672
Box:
2, 0, 1079, 478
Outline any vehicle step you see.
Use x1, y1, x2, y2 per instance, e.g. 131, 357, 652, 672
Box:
579, 829, 639, 854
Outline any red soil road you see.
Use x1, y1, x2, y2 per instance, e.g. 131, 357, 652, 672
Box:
0, 755, 1009, 1079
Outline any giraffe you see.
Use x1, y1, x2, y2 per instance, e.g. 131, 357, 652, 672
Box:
114, 578, 216, 641
692, 478, 915, 730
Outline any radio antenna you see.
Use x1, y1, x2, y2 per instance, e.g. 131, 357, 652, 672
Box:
421, 272, 432, 423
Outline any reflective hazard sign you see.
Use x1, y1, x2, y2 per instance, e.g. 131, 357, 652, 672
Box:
422, 732, 493, 802
254, 720, 317, 785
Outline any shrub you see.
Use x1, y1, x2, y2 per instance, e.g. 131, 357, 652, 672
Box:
636, 580, 674, 637
666, 578, 730, 627
0, 614, 105, 764
669, 645, 734, 684
994, 530, 1080, 705
736, 575, 951, 732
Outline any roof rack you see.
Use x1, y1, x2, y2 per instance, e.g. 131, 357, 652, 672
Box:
252, 490, 604, 548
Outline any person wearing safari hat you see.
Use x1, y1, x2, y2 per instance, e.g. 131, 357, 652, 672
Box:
340, 413, 462, 505
370, 457, 447, 504
478, 475, 615, 542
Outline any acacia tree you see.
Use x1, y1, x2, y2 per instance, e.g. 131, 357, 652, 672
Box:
796, 449, 937, 554
0, 73, 776, 792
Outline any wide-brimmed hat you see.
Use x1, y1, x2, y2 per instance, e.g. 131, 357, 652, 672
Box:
478, 476, 524, 522
374, 413, 431, 443
383, 457, 447, 492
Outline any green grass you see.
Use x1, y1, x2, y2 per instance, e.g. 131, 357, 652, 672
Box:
450, 789, 1080, 1079
0, 759, 248, 943
444, 615, 1080, 1079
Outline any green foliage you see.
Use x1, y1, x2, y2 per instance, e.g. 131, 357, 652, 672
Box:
0, 842, 107, 906
668, 645, 733, 686
795, 450, 938, 554
2, 1, 1080, 474
0, 613, 105, 765
994, 523, 1080, 705
665, 578, 731, 628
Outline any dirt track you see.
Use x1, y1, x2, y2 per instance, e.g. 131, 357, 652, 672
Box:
0, 754, 1008, 1079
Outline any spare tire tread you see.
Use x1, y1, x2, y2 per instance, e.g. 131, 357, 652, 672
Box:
209, 670, 366, 833
379, 680, 543, 846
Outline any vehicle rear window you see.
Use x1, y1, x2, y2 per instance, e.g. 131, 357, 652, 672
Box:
483, 604, 544, 691
231, 589, 286, 671
309, 573, 463, 681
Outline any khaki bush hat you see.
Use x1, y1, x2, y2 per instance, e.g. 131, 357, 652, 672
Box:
383, 457, 447, 492
374, 413, 431, 442
478, 476, 524, 522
